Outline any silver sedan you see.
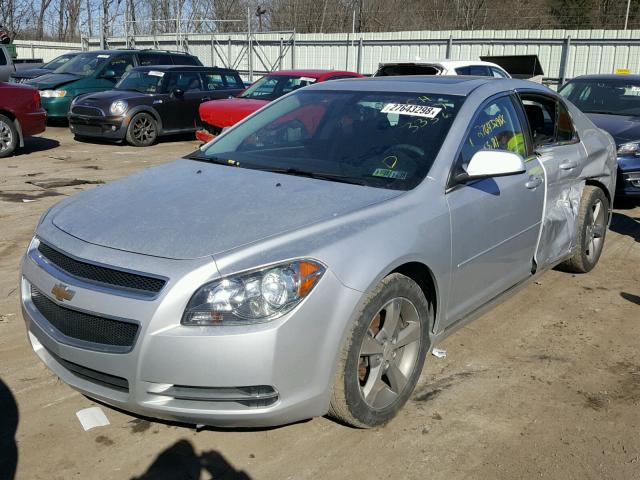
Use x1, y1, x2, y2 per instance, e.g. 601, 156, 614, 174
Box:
20, 76, 617, 428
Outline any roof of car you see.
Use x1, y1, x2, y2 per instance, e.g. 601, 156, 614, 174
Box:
378, 60, 504, 69
266, 69, 359, 78
82, 49, 195, 56
132, 65, 236, 73
567, 74, 640, 81
308, 75, 549, 96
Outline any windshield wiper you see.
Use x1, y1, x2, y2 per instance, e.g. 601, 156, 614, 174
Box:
183, 151, 235, 166
256, 167, 366, 186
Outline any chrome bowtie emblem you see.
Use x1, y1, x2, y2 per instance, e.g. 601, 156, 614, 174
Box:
51, 284, 75, 302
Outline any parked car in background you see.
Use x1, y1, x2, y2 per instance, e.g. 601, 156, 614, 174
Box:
26, 49, 202, 120
10, 52, 78, 84
559, 74, 640, 199
0, 82, 46, 156
21, 76, 616, 429
196, 69, 363, 142
69, 65, 244, 146
374, 60, 511, 78
0, 45, 16, 82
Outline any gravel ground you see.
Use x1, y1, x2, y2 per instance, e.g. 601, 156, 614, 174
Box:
0, 127, 639, 480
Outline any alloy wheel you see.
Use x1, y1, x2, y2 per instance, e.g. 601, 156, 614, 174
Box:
132, 115, 156, 144
585, 198, 606, 261
0, 120, 13, 153
357, 297, 422, 409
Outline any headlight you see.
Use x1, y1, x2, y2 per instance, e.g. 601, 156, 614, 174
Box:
182, 259, 325, 326
618, 141, 640, 156
40, 90, 67, 98
109, 100, 128, 116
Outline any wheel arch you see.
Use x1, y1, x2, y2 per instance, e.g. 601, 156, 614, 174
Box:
389, 261, 439, 332
585, 178, 612, 219
127, 106, 164, 134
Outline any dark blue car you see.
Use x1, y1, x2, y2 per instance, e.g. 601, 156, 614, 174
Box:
559, 74, 640, 199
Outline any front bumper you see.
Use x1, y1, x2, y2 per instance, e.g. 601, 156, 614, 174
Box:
20, 231, 361, 427
616, 155, 640, 198
41, 96, 72, 119
68, 114, 128, 141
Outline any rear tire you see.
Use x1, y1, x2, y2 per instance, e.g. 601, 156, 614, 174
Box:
126, 113, 158, 147
329, 273, 432, 428
559, 186, 609, 273
0, 114, 18, 158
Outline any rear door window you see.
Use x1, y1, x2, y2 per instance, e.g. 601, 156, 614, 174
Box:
455, 66, 471, 75
202, 73, 225, 91
0, 48, 6, 65
105, 54, 135, 79
166, 72, 202, 92
138, 52, 173, 66
491, 67, 509, 78
224, 73, 243, 88
469, 65, 491, 76
171, 54, 199, 66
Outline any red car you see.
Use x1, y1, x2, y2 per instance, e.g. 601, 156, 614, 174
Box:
0, 82, 47, 157
195, 69, 362, 142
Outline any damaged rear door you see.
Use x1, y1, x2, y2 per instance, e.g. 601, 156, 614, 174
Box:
519, 92, 585, 268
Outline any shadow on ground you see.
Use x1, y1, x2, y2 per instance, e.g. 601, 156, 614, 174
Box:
0, 377, 18, 480
13, 136, 60, 156
610, 212, 640, 242
131, 439, 251, 480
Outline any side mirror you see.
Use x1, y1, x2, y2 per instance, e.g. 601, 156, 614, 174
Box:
101, 69, 116, 80
460, 150, 526, 181
172, 88, 184, 97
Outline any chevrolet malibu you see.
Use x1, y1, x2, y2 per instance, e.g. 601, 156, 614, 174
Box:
21, 76, 616, 428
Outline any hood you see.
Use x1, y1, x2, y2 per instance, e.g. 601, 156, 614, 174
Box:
77, 89, 148, 105
12, 68, 51, 80
199, 98, 269, 128
586, 113, 640, 145
50, 159, 401, 260
27, 72, 81, 90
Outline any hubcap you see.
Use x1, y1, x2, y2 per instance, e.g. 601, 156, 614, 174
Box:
132, 116, 155, 143
0, 120, 13, 152
357, 297, 421, 409
585, 198, 606, 261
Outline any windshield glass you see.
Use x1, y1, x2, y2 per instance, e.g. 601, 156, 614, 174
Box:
240, 75, 318, 100
54, 52, 111, 76
44, 54, 75, 70
559, 78, 640, 116
200, 90, 463, 190
115, 70, 165, 93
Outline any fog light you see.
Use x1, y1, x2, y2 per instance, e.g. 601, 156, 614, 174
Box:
111, 125, 117, 131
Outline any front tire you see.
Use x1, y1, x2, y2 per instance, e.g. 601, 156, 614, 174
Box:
329, 273, 432, 428
126, 113, 158, 147
0, 114, 18, 158
559, 186, 609, 273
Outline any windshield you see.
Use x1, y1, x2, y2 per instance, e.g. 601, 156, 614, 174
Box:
240, 74, 318, 100
115, 70, 165, 93
44, 54, 75, 70
559, 78, 640, 116
200, 90, 463, 190
54, 52, 111, 76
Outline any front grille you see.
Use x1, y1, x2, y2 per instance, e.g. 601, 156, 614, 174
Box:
46, 347, 129, 392
38, 242, 166, 294
31, 286, 139, 349
72, 105, 103, 117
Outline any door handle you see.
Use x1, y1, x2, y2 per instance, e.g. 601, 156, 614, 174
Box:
559, 159, 578, 170
201, 97, 211, 101
525, 176, 543, 189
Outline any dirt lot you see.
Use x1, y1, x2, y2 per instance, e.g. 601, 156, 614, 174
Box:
0, 126, 639, 480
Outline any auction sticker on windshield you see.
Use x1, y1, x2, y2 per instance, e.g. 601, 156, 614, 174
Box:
148, 71, 165, 77
381, 104, 442, 118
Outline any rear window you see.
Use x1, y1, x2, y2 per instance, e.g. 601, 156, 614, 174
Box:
171, 54, 200, 66
138, 52, 173, 66
375, 65, 440, 76
224, 74, 243, 88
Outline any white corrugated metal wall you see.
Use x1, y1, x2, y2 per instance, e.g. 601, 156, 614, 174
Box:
15, 29, 640, 83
